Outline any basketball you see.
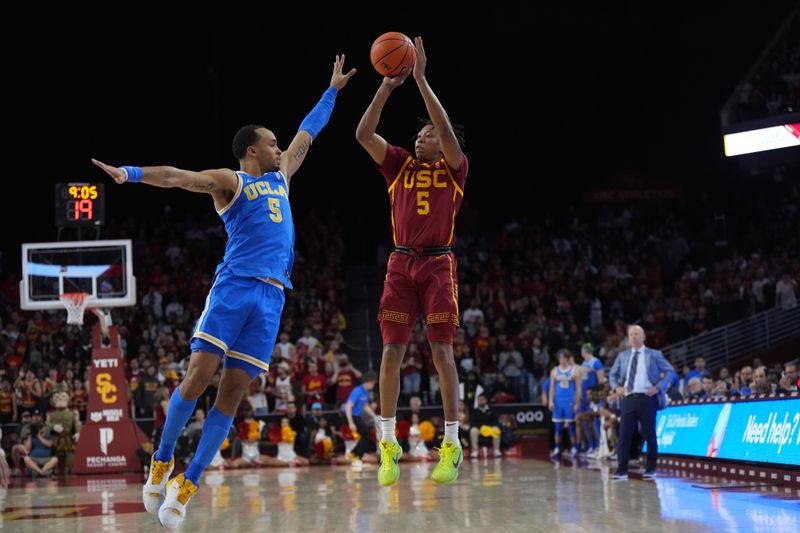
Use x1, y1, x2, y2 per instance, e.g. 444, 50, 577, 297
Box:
370, 32, 415, 77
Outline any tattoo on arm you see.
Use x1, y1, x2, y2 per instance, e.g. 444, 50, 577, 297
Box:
293, 140, 310, 161
185, 180, 215, 191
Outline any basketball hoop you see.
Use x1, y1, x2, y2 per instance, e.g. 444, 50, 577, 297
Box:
60, 292, 90, 326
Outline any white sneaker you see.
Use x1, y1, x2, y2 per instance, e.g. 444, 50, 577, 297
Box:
493, 450, 502, 458
142, 454, 174, 514
470, 451, 478, 459
569, 447, 578, 456
351, 459, 364, 471
550, 447, 561, 458
158, 473, 198, 530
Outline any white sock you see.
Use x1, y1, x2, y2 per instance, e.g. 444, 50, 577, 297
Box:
381, 417, 397, 443
444, 421, 459, 444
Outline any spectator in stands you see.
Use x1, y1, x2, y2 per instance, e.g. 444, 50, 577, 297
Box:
305, 402, 326, 433
469, 393, 502, 459
701, 376, 715, 399
401, 344, 423, 396
714, 381, 729, 398
768, 368, 783, 392
297, 327, 320, 352
198, 373, 220, 415
750, 367, 772, 395
247, 378, 268, 416
685, 357, 711, 384
301, 361, 328, 409
333, 355, 361, 407
286, 401, 308, 458
0, 379, 17, 424
462, 300, 485, 336
718, 367, 733, 388
686, 378, 704, 399
274, 363, 293, 413
274, 332, 296, 362
15, 369, 41, 418
10, 410, 35, 474
135, 363, 159, 418
183, 408, 205, 459
779, 361, 798, 392
733, 365, 754, 395
499, 341, 526, 401
41, 368, 58, 412
776, 272, 798, 310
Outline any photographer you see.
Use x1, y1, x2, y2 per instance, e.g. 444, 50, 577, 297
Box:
23, 423, 58, 477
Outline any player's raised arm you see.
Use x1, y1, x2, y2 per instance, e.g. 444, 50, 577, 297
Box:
91, 159, 238, 206
355, 70, 410, 165
412, 37, 464, 171
280, 55, 356, 183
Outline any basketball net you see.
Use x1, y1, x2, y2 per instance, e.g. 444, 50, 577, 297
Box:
60, 292, 90, 326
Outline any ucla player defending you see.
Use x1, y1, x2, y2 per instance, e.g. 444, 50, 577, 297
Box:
92, 56, 355, 530
356, 37, 467, 486
548, 350, 582, 458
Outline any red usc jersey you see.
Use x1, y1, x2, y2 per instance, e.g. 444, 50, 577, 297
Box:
378, 144, 468, 247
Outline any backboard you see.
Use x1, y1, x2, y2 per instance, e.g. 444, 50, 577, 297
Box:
20, 239, 136, 310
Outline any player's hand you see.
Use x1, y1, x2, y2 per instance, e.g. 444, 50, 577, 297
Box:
330, 54, 356, 90
412, 36, 426, 81
645, 386, 659, 397
92, 158, 128, 184
616, 387, 626, 397
382, 68, 410, 90
348, 422, 357, 433
547, 402, 554, 412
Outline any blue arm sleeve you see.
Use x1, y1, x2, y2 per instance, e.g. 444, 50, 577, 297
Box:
298, 86, 338, 140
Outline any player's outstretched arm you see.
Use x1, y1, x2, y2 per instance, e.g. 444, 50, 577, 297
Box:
412, 37, 464, 171
280, 55, 356, 183
355, 70, 410, 165
91, 159, 238, 203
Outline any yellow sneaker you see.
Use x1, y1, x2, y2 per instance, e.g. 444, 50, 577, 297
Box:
142, 454, 174, 514
377, 439, 403, 486
431, 440, 463, 484
158, 473, 198, 530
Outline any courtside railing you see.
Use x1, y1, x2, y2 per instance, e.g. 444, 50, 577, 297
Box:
662, 304, 800, 367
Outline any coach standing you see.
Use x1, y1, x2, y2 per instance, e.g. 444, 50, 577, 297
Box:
609, 325, 676, 480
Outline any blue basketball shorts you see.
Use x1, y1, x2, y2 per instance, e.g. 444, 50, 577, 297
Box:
190, 266, 285, 378
552, 400, 575, 423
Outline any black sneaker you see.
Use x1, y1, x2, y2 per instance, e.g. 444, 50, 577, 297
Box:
642, 471, 656, 480
611, 472, 629, 481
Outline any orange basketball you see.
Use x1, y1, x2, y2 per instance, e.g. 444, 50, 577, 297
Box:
370, 32, 415, 77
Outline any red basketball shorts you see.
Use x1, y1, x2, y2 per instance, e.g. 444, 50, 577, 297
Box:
378, 252, 459, 345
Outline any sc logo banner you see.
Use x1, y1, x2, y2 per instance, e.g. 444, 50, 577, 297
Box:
96, 373, 118, 403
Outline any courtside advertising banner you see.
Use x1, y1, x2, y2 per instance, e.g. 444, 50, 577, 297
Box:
656, 398, 800, 466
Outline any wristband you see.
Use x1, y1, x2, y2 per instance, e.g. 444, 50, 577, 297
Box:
121, 166, 143, 183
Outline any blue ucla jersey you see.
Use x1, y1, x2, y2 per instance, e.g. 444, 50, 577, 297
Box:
580, 358, 604, 400
216, 171, 295, 288
554, 366, 576, 402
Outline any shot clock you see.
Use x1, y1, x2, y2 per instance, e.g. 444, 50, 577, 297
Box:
55, 183, 106, 227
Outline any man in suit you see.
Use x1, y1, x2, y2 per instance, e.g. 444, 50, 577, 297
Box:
609, 325, 676, 481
